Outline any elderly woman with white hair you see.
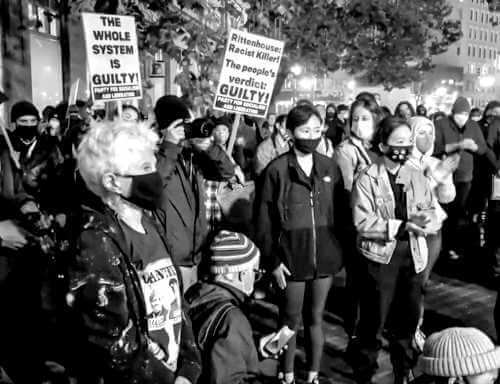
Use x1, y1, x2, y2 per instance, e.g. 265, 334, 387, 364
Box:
67, 121, 201, 384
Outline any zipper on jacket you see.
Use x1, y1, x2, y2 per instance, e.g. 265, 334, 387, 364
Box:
310, 190, 317, 276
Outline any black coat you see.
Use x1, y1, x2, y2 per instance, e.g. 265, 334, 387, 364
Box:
255, 151, 347, 280
186, 282, 277, 384
67, 199, 201, 383
156, 141, 235, 267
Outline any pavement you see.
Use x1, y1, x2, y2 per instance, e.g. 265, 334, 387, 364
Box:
249, 267, 498, 384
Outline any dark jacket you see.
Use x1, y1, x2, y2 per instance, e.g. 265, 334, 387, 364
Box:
185, 281, 277, 384
68, 199, 201, 383
434, 116, 487, 183
255, 151, 347, 280
19, 134, 65, 213
0, 137, 32, 221
325, 117, 347, 147
156, 141, 235, 267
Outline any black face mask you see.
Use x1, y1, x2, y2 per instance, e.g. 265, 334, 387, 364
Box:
119, 171, 163, 210
385, 145, 412, 164
13, 124, 38, 146
294, 137, 321, 154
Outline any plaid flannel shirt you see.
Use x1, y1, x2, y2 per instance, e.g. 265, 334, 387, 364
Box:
204, 179, 222, 233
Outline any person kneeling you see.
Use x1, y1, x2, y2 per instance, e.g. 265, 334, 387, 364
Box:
186, 230, 286, 384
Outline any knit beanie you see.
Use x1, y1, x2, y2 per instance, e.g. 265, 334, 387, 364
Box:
420, 327, 500, 377
209, 230, 260, 274
452, 97, 471, 115
10, 101, 40, 122
154, 95, 190, 130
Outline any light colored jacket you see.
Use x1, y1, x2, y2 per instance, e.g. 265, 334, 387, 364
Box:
316, 136, 334, 158
335, 137, 374, 192
352, 160, 446, 273
254, 134, 291, 175
408, 116, 456, 204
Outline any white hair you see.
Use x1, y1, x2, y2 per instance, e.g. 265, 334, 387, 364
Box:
77, 120, 159, 198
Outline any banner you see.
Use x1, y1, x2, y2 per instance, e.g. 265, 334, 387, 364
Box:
213, 29, 284, 118
82, 13, 142, 102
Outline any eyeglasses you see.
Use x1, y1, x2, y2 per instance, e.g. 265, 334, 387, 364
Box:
253, 268, 265, 282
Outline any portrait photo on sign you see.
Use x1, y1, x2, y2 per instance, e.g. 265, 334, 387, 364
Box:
150, 61, 165, 78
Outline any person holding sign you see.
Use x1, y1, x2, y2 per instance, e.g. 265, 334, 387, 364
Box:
256, 104, 348, 384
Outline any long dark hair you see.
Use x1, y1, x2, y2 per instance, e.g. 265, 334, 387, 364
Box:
394, 101, 416, 119
286, 104, 322, 133
349, 98, 382, 130
373, 116, 411, 154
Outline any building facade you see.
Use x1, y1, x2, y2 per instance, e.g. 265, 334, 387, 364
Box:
0, 0, 247, 121
433, 0, 500, 107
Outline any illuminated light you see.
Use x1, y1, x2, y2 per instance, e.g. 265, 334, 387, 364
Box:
290, 64, 303, 76
435, 87, 447, 97
298, 77, 315, 90
479, 75, 495, 88
346, 80, 356, 90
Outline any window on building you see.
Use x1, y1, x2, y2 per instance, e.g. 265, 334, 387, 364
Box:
457, 46, 461, 56
474, 29, 477, 39
473, 46, 476, 56
482, 12, 484, 23
490, 48, 493, 59
476, 10, 478, 21
470, 28, 473, 39
484, 47, 487, 58
471, 9, 474, 19
491, 31, 494, 41
468, 45, 471, 56
459, 8, 463, 19
27, 3, 60, 37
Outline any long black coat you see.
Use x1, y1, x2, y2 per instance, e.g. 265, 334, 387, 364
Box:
255, 151, 348, 280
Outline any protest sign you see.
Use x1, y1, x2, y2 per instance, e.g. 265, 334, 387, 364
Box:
213, 29, 284, 118
82, 13, 142, 102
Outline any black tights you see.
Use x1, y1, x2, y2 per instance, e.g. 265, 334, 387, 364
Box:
280, 277, 333, 374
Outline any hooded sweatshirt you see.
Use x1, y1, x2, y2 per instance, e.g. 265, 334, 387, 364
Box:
408, 117, 456, 205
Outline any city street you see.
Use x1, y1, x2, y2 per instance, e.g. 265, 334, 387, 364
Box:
250, 259, 498, 384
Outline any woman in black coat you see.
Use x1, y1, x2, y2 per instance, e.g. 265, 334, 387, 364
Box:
256, 104, 348, 384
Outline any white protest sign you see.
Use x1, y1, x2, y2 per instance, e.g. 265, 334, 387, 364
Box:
82, 13, 142, 102
213, 29, 284, 118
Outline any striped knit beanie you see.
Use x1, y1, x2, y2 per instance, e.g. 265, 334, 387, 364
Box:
421, 327, 500, 377
209, 230, 260, 274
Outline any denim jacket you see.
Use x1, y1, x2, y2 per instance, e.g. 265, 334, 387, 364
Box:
352, 160, 446, 273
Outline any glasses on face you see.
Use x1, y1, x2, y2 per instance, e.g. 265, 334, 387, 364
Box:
253, 268, 265, 282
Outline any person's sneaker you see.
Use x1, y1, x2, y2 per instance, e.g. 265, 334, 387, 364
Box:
277, 372, 295, 384
448, 249, 461, 260
412, 327, 426, 353
308, 376, 319, 384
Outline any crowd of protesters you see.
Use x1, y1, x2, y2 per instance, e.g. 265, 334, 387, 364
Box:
2, 91, 500, 384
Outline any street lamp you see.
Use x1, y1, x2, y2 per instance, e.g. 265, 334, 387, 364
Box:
346, 79, 356, 91
290, 64, 303, 76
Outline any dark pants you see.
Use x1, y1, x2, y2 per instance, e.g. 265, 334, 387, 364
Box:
442, 181, 472, 255
351, 241, 423, 382
343, 246, 363, 338
488, 202, 500, 337
421, 231, 442, 286
279, 277, 333, 374
0, 251, 45, 384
